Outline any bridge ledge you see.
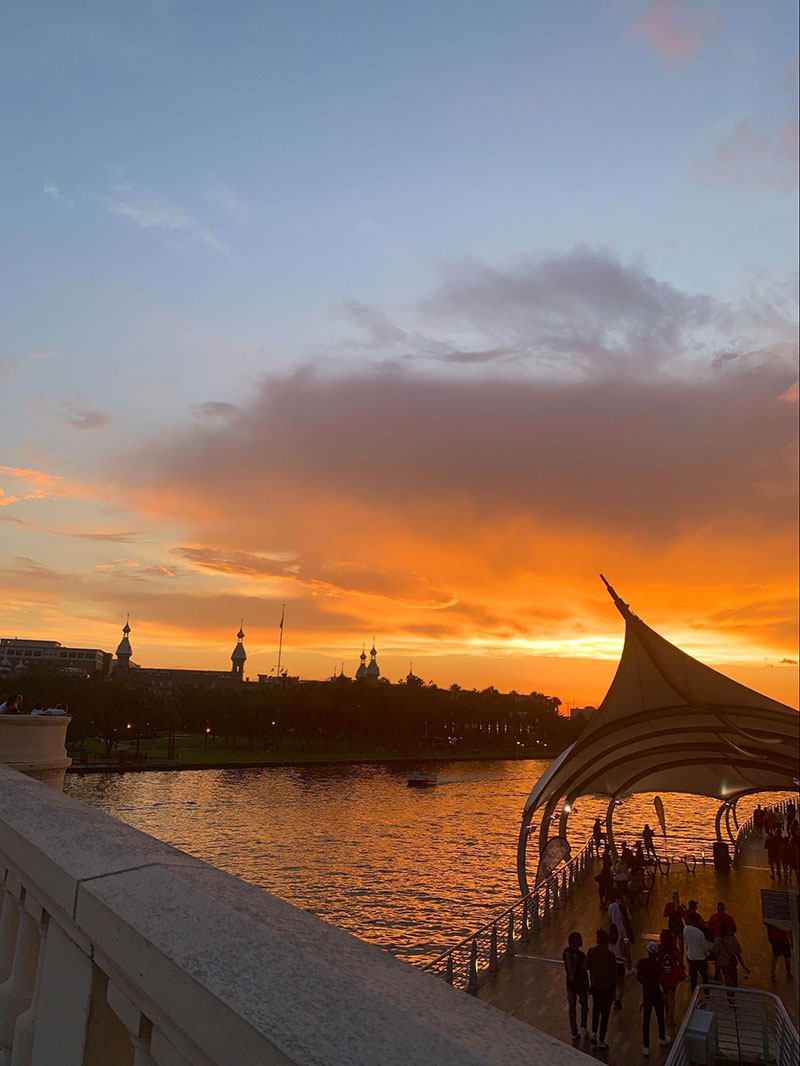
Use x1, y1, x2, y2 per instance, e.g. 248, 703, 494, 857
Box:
0, 764, 588, 1066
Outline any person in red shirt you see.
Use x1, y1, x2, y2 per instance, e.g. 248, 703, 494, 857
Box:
708, 902, 736, 938
766, 924, 793, 980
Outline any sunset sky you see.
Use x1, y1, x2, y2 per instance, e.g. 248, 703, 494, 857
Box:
1, 0, 797, 707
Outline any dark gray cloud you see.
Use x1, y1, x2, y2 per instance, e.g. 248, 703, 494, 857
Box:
341, 248, 732, 375
141, 362, 797, 543
61, 405, 111, 431
191, 401, 242, 422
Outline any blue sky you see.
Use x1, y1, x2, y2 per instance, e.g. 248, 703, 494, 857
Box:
0, 1, 797, 701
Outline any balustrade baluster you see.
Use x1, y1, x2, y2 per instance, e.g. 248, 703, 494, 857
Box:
10, 911, 48, 1066
29, 920, 93, 1066
0, 878, 21, 985
467, 940, 479, 992
506, 913, 515, 958
521, 897, 529, 940
561, 870, 567, 901
107, 980, 158, 1066
531, 892, 541, 932
445, 955, 453, 985
489, 925, 498, 973
0, 894, 43, 1054
543, 883, 550, 918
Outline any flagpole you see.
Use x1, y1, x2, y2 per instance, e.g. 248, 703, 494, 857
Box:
276, 604, 285, 677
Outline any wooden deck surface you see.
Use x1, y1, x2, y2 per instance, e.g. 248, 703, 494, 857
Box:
476, 835, 797, 1063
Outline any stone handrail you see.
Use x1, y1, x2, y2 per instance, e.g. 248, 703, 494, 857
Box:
0, 764, 588, 1066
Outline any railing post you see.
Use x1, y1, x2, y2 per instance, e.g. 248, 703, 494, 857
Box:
543, 883, 550, 918
561, 870, 568, 900
489, 924, 498, 973
506, 912, 515, 957
445, 954, 453, 986
467, 939, 479, 991
521, 897, 529, 940
531, 892, 541, 932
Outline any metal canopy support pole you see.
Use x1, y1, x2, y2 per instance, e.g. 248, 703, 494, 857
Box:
538, 798, 559, 857
605, 796, 618, 862
723, 804, 737, 846
714, 801, 727, 843
517, 814, 533, 898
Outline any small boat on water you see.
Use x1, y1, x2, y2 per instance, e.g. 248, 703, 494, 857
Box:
407, 771, 438, 788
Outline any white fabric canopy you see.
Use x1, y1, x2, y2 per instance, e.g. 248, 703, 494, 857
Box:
522, 578, 798, 821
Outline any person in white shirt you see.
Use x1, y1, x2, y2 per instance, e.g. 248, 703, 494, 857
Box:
683, 913, 710, 988
30, 703, 46, 716
45, 704, 69, 716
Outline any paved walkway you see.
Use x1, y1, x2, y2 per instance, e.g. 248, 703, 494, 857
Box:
476, 835, 797, 1064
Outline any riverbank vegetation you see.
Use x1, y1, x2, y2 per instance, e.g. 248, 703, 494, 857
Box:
10, 667, 581, 767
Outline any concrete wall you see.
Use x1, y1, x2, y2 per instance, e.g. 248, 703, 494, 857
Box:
0, 717, 71, 789
0, 764, 590, 1065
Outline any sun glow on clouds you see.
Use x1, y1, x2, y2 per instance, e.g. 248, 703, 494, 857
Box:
0, 251, 797, 706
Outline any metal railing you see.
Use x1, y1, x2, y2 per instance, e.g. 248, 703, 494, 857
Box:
665, 984, 799, 1066
422, 836, 598, 991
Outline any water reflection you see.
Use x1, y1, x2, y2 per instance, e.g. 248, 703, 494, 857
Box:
65, 760, 779, 964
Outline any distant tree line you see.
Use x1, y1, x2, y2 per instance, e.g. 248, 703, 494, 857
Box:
8, 664, 582, 757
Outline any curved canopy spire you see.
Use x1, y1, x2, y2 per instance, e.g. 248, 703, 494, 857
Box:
522, 578, 799, 820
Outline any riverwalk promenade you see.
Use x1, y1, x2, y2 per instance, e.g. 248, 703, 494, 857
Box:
475, 832, 797, 1063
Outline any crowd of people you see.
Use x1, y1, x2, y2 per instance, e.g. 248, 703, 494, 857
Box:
754, 802, 799, 884
561, 809, 796, 1056
0, 694, 69, 716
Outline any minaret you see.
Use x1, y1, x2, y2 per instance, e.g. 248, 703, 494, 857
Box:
355, 644, 367, 680
115, 615, 132, 672
231, 620, 247, 680
366, 639, 380, 682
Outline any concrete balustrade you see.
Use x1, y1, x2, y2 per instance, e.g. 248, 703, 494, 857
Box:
0, 765, 587, 1066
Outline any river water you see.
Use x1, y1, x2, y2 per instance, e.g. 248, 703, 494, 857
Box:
64, 761, 779, 965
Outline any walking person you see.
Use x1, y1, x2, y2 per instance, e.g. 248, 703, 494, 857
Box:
683, 913, 711, 989
766, 924, 793, 981
592, 818, 605, 852
765, 830, 784, 879
612, 857, 629, 902
663, 891, 687, 962
595, 853, 614, 908
657, 929, 686, 1040
636, 942, 670, 1056
608, 898, 634, 972
713, 917, 750, 987
562, 931, 589, 1040
754, 804, 765, 837
609, 924, 627, 1011
586, 928, 617, 1051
